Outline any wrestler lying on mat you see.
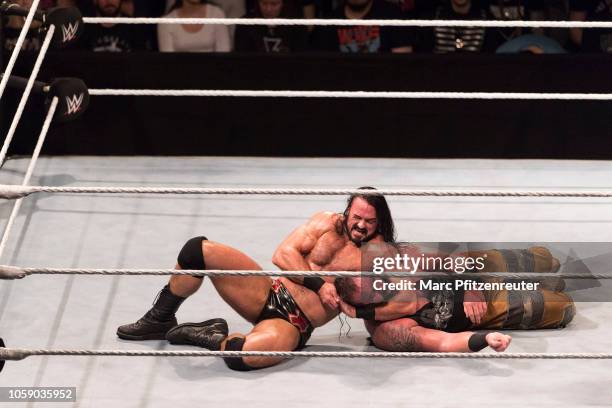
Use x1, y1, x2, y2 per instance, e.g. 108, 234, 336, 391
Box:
117, 188, 513, 370
333, 243, 576, 352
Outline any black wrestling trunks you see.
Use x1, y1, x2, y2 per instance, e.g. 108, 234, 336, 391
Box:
256, 278, 314, 349
410, 288, 472, 333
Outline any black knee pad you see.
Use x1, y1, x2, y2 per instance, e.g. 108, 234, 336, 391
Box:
223, 337, 254, 372
177, 236, 208, 278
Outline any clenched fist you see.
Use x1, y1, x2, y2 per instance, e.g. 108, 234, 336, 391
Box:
486, 332, 512, 352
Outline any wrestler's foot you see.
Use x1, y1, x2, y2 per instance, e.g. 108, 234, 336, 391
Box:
165, 318, 229, 350
117, 285, 186, 341
117, 314, 178, 341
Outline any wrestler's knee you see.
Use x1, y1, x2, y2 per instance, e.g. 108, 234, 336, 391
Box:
177, 236, 208, 276
242, 355, 282, 369
223, 335, 254, 371
223, 333, 284, 371
244, 330, 282, 367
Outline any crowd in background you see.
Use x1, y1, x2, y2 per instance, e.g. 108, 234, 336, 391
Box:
2, 0, 612, 54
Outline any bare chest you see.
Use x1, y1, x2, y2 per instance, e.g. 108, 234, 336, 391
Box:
307, 233, 362, 271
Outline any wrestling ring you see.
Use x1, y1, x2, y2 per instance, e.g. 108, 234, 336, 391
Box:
1, 1, 612, 406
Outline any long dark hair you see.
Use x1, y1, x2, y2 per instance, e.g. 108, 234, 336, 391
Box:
343, 186, 396, 243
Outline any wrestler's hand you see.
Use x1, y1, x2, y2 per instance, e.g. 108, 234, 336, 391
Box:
485, 332, 512, 352
464, 290, 487, 325
338, 299, 356, 318
318, 282, 341, 309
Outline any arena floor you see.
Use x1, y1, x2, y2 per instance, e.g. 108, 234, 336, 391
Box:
1, 156, 611, 408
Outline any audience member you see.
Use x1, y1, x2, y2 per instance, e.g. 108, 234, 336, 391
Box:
528, 0, 569, 46
246, 0, 314, 22
415, 0, 498, 53
158, 0, 231, 52
75, 0, 132, 16
26, 0, 602, 55
234, 0, 307, 52
312, 0, 413, 53
79, 0, 148, 51
385, 0, 433, 16
496, 33, 566, 53
302, 0, 315, 20
167, 0, 245, 20
569, 0, 612, 52
166, 0, 245, 40
483, 0, 547, 43
3, 0, 42, 52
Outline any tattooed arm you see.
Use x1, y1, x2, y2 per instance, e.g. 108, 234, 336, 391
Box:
367, 319, 511, 352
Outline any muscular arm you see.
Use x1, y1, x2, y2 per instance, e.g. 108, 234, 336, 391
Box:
389, 325, 474, 352
273, 212, 344, 308
272, 211, 338, 283
338, 287, 419, 321
369, 320, 510, 352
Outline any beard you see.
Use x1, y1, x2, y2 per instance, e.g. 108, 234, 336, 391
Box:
344, 220, 375, 246
97, 3, 121, 17
345, 0, 372, 12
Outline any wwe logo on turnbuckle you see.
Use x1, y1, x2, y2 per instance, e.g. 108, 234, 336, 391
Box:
65, 93, 84, 116
61, 21, 80, 43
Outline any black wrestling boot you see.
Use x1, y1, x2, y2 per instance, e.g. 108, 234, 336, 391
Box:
165, 318, 229, 350
117, 285, 186, 341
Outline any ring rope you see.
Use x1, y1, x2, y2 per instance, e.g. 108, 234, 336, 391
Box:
0, 266, 605, 280
1, 348, 611, 360
0, 97, 58, 262
82, 17, 612, 29
0, 0, 41, 102
0, 25, 55, 167
2, 185, 612, 200
88, 89, 612, 101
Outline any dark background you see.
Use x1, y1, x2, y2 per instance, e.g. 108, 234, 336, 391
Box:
2, 51, 612, 158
